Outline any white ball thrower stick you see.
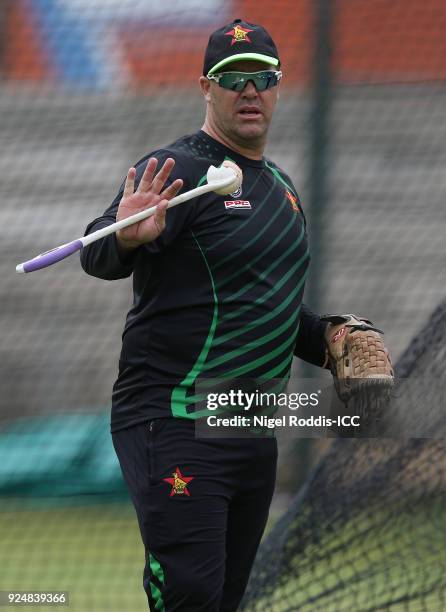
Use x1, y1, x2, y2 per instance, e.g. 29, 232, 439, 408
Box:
16, 163, 242, 274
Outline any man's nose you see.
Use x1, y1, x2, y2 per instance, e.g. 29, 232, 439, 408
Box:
241, 80, 258, 97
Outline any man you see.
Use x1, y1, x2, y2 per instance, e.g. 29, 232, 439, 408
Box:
81, 19, 328, 611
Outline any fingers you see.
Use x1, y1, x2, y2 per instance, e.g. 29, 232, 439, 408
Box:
137, 157, 158, 193
136, 157, 177, 197
151, 158, 176, 194
160, 178, 183, 201
153, 200, 168, 235
123, 167, 136, 198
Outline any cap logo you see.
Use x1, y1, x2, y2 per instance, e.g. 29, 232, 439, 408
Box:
225, 25, 253, 46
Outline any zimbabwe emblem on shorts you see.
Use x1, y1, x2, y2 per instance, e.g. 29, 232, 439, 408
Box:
163, 467, 194, 497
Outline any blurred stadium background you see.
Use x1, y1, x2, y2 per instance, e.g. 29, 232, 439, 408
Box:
1, 0, 445, 610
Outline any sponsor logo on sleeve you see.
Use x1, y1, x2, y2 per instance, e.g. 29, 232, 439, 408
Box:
285, 190, 300, 213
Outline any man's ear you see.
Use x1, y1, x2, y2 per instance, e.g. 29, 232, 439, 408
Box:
199, 76, 212, 103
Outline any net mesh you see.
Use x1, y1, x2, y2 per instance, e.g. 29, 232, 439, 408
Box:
242, 301, 446, 611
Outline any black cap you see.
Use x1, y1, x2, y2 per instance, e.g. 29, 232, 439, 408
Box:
203, 19, 280, 76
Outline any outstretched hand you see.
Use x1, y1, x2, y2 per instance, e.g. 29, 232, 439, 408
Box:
116, 157, 183, 250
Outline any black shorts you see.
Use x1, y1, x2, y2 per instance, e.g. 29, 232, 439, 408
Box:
112, 417, 277, 611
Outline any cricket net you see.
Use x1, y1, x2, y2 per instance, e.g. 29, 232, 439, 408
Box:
242, 300, 446, 611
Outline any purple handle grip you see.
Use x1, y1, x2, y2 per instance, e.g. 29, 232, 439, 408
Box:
20, 240, 83, 273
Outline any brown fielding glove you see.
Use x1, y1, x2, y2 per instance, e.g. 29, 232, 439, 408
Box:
321, 314, 394, 434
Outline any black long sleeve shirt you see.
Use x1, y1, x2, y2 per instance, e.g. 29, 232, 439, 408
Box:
80, 131, 326, 432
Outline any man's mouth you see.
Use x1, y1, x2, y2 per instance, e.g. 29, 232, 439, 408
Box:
237, 106, 262, 120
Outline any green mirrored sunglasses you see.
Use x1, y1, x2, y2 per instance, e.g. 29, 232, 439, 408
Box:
207, 70, 282, 92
